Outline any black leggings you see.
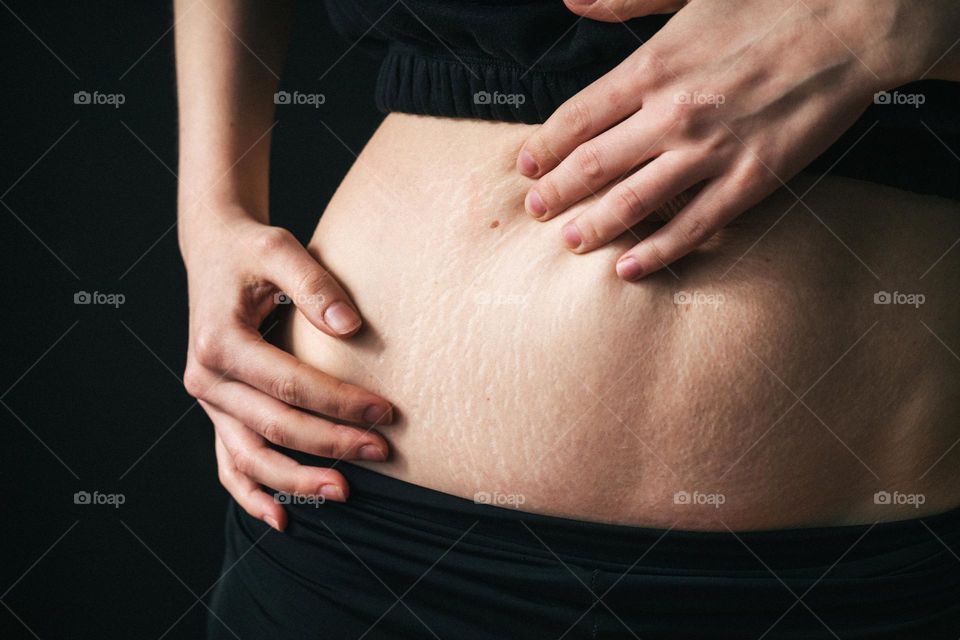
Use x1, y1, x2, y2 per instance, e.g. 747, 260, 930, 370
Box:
208, 463, 960, 639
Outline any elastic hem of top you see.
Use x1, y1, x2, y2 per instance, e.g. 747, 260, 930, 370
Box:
374, 44, 604, 124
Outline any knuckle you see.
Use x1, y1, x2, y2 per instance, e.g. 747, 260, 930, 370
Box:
535, 176, 561, 210
333, 380, 358, 420
192, 329, 224, 369
576, 217, 601, 248
182, 365, 206, 398
217, 465, 229, 488
561, 99, 593, 139
294, 267, 329, 300
663, 100, 694, 134
572, 143, 605, 181
644, 237, 670, 268
740, 158, 770, 186
253, 226, 294, 256
232, 449, 257, 477
679, 215, 709, 245
612, 181, 647, 218
630, 50, 661, 85
259, 417, 287, 448
319, 423, 358, 458
272, 375, 302, 407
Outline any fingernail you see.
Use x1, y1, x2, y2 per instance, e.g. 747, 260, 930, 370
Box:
324, 302, 361, 335
263, 515, 281, 531
320, 484, 345, 502
617, 256, 644, 281
526, 189, 547, 217
561, 222, 582, 250
363, 403, 392, 424
518, 149, 539, 176
358, 444, 386, 461
569, 0, 597, 4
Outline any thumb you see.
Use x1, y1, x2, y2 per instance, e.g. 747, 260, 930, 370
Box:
563, 0, 686, 21
260, 229, 363, 338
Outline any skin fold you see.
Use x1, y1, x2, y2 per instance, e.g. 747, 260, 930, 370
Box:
275, 114, 960, 530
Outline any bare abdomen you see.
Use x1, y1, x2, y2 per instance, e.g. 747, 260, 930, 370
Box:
277, 114, 960, 530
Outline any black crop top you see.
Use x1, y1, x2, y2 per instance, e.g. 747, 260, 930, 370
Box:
324, 1, 959, 199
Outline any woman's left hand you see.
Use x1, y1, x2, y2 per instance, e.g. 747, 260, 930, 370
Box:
517, 0, 951, 280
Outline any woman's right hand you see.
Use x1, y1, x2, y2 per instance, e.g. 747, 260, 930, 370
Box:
180, 210, 393, 532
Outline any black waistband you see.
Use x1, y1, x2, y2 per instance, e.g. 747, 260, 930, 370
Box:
326, 462, 960, 574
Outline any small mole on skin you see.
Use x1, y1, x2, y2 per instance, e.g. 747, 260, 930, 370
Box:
489, 220, 500, 229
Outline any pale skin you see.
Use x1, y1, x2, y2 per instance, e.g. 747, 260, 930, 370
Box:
176, 0, 960, 531
520, 0, 960, 279
175, 0, 393, 532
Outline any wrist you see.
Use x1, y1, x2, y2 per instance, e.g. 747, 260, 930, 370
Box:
913, 1, 960, 82
874, 0, 960, 85
177, 200, 267, 264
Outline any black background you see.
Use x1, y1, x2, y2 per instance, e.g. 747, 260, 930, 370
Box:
1, 2, 382, 638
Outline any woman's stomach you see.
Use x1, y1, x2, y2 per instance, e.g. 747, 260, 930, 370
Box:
275, 113, 960, 530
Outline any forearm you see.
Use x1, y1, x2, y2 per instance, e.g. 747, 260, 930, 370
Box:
883, 0, 960, 84
916, 0, 960, 82
174, 0, 294, 253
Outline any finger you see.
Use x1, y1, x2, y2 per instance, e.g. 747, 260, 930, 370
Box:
189, 326, 393, 426
564, 0, 686, 22
518, 56, 648, 180
525, 114, 671, 220
615, 168, 769, 279
253, 227, 363, 337
204, 377, 390, 462
560, 152, 707, 253
213, 427, 287, 531
209, 400, 350, 502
